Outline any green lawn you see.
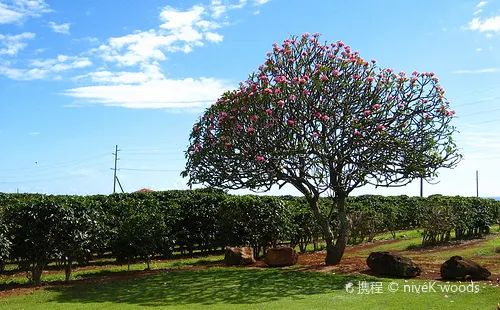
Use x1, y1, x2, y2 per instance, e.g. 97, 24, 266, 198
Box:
1, 268, 498, 310
1, 229, 499, 309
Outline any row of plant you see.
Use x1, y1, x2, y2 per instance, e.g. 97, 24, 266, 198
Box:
0, 191, 498, 283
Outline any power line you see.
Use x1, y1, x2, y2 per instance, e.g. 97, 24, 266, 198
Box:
453, 96, 500, 108
0, 160, 111, 179
456, 107, 500, 118
0, 171, 108, 184
462, 118, 500, 125
119, 168, 182, 172
457, 84, 500, 97
0, 153, 110, 173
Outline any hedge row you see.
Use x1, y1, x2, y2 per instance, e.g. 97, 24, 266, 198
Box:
0, 191, 498, 283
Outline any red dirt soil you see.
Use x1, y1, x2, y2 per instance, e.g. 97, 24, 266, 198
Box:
1, 237, 499, 299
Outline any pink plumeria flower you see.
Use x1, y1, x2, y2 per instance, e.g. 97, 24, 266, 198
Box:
288, 119, 295, 126
354, 130, 361, 135
303, 90, 310, 95
364, 110, 371, 116
372, 104, 381, 109
289, 95, 297, 100
267, 123, 273, 128
320, 75, 328, 81
312, 133, 320, 138
377, 125, 385, 131
256, 156, 265, 162
265, 109, 273, 115
366, 77, 374, 83
247, 127, 255, 133
321, 115, 329, 121
277, 100, 285, 107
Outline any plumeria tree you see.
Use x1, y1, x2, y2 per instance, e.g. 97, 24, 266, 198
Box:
182, 33, 461, 265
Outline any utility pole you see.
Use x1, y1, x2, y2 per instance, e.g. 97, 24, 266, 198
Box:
112, 145, 120, 193
420, 178, 423, 197
476, 170, 479, 198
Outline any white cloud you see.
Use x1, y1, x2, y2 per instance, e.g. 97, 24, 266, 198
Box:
452, 68, 500, 74
0, 66, 48, 80
205, 32, 223, 43
90, 4, 231, 67
64, 77, 233, 109
160, 5, 205, 30
0, 55, 92, 80
74, 62, 164, 85
62, 1, 271, 110
48, 21, 71, 34
254, 0, 271, 5
0, 32, 35, 56
0, 0, 51, 24
209, 0, 226, 18
30, 55, 92, 72
28, 132, 40, 135
476, 47, 482, 52
466, 16, 500, 32
74, 36, 99, 44
477, 1, 487, 8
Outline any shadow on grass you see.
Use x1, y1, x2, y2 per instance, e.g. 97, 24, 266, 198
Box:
46, 268, 368, 307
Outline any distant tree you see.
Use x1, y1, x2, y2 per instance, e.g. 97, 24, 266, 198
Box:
182, 33, 461, 265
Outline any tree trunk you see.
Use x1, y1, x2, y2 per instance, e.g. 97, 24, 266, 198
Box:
307, 196, 337, 266
64, 257, 73, 282
329, 193, 350, 265
30, 261, 44, 284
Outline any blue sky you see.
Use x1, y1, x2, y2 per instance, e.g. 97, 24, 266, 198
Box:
0, 0, 499, 197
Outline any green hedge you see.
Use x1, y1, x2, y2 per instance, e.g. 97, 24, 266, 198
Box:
0, 190, 498, 283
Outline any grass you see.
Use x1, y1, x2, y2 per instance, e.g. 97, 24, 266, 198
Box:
1, 268, 498, 310
0, 256, 224, 285
373, 229, 423, 241
1, 228, 499, 309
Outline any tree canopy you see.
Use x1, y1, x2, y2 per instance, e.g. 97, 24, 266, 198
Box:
182, 33, 461, 265
183, 33, 460, 195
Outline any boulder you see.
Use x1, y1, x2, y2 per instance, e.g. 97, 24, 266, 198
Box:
224, 247, 255, 265
265, 247, 298, 267
366, 251, 421, 278
440, 256, 491, 280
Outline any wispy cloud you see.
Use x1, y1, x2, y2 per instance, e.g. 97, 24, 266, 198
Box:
63, 1, 271, 109
466, 16, 500, 32
477, 1, 488, 8
0, 32, 36, 56
0, 0, 51, 24
254, 0, 271, 5
64, 76, 233, 109
48, 21, 71, 34
0, 55, 92, 80
28, 132, 40, 135
451, 68, 500, 74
